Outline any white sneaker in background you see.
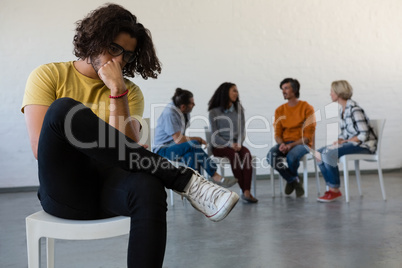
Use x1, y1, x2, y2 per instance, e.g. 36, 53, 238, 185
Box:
214, 177, 238, 188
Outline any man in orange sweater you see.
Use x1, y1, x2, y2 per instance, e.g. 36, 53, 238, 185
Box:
267, 78, 316, 197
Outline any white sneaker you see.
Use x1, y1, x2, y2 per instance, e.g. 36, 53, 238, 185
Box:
180, 169, 239, 222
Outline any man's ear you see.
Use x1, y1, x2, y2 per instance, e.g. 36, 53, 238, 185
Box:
179, 104, 186, 112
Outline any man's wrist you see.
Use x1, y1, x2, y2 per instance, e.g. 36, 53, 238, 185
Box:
110, 87, 127, 95
109, 89, 128, 99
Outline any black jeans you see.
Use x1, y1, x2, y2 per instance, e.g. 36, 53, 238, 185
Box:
37, 98, 193, 268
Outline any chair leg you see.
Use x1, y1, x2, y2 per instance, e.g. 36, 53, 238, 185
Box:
251, 156, 257, 197
46, 237, 55, 268
279, 174, 283, 196
377, 162, 387, 201
271, 165, 284, 197
314, 158, 321, 196
342, 158, 350, 203
302, 157, 308, 198
354, 160, 362, 196
27, 237, 41, 268
169, 189, 174, 206
220, 163, 226, 178
270, 167, 275, 197
167, 160, 181, 206
26, 219, 40, 268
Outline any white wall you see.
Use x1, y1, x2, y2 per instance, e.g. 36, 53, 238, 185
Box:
1, 0, 401, 187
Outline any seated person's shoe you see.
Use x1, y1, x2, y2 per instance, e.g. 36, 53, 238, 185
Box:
215, 177, 238, 188
294, 181, 305, 197
317, 191, 342, 202
179, 169, 240, 222
241, 194, 258, 203
284, 181, 295, 195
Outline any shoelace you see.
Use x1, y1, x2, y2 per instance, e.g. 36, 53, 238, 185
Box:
188, 172, 227, 208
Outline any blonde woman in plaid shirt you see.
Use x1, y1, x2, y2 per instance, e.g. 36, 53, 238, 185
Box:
316, 80, 377, 202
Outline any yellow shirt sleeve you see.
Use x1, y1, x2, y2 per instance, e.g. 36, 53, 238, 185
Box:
21, 62, 144, 124
21, 64, 57, 112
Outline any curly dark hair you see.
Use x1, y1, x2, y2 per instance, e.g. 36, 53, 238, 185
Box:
208, 82, 241, 112
73, 3, 161, 79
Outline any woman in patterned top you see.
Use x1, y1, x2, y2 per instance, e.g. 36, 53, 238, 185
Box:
316, 80, 377, 202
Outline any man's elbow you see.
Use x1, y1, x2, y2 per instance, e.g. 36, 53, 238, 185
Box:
30, 141, 39, 160
32, 148, 38, 160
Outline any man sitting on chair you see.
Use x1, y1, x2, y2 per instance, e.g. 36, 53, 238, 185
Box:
267, 78, 316, 197
153, 88, 237, 188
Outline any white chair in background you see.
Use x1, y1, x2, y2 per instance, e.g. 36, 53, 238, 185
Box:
141, 118, 176, 206
26, 210, 130, 268
143, 118, 202, 206
204, 127, 257, 197
339, 119, 386, 203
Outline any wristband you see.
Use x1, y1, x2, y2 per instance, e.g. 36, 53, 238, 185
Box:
109, 89, 128, 99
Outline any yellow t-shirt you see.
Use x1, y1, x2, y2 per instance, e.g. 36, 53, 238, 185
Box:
21, 61, 144, 124
274, 100, 316, 147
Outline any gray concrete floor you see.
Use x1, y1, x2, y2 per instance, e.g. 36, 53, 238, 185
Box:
1, 171, 402, 268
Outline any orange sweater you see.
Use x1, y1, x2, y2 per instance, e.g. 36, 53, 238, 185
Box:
274, 100, 316, 147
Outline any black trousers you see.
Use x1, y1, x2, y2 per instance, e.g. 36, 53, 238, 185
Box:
37, 97, 193, 268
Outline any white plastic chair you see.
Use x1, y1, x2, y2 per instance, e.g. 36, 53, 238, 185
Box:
26, 210, 130, 268
204, 127, 257, 197
339, 119, 386, 202
269, 130, 320, 198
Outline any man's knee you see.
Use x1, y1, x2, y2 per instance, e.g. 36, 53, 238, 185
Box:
49, 97, 81, 113
46, 97, 83, 124
288, 145, 308, 159
267, 146, 279, 165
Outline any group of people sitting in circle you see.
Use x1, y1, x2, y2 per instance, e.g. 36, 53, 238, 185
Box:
153, 78, 378, 203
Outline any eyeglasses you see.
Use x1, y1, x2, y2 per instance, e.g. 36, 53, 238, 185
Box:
108, 43, 136, 63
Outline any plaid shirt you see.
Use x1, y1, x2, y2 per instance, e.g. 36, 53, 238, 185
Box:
339, 99, 377, 152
